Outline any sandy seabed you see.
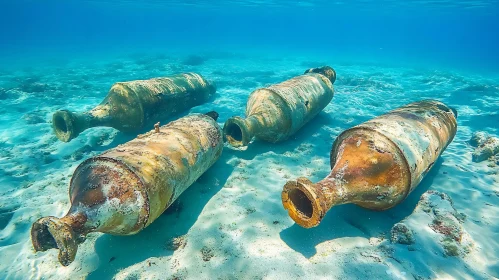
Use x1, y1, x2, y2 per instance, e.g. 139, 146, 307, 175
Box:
0, 51, 498, 280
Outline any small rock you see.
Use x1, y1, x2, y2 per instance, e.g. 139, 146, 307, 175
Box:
390, 223, 415, 245
421, 191, 473, 257
246, 207, 256, 214
165, 235, 187, 251
369, 237, 383, 246
472, 136, 499, 162
201, 246, 214, 261
391, 191, 474, 258
442, 240, 460, 257
429, 217, 462, 242
469, 131, 488, 147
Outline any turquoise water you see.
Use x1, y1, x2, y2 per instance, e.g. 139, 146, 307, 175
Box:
2, 0, 499, 73
1, 1, 499, 279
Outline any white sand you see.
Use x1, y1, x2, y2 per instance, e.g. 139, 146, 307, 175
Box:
0, 51, 498, 279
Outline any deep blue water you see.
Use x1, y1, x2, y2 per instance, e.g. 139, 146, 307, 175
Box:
1, 0, 499, 74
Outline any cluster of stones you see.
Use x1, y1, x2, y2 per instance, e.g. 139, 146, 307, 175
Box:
390, 191, 473, 257
470, 131, 499, 163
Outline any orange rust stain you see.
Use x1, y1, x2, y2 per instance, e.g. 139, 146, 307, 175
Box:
77, 188, 106, 206
332, 135, 410, 208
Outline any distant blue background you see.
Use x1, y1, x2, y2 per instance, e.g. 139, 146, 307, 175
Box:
1, 1, 498, 74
